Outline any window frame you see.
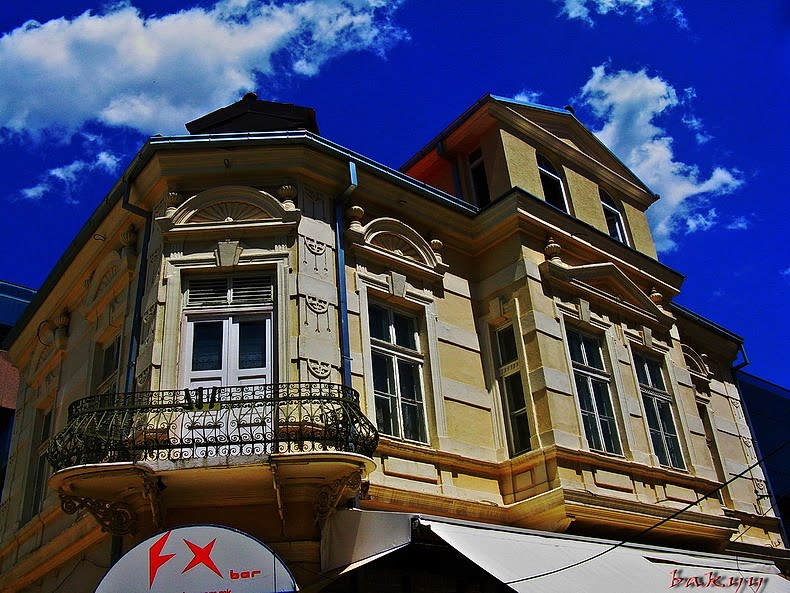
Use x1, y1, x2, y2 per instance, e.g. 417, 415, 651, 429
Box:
468, 147, 491, 207
95, 335, 122, 395
24, 406, 53, 522
599, 189, 630, 246
368, 302, 429, 444
494, 324, 531, 456
633, 352, 686, 470
567, 328, 622, 455
536, 153, 570, 213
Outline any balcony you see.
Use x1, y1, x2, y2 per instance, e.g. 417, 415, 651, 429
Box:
47, 383, 378, 534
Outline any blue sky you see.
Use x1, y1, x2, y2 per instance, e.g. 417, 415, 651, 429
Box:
0, 0, 788, 385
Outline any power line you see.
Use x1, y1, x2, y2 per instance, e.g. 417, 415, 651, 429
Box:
506, 435, 790, 584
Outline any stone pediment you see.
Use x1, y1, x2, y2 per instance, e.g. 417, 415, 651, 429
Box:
158, 185, 300, 235
347, 213, 448, 280
540, 248, 673, 326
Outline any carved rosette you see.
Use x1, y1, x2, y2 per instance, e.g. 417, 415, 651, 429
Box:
120, 225, 138, 257
59, 493, 137, 535
53, 310, 70, 350
307, 359, 332, 381
314, 469, 363, 523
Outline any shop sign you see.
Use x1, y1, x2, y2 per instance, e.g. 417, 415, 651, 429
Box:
669, 569, 766, 592
95, 524, 298, 593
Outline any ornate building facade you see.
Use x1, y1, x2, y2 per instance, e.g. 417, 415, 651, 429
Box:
0, 94, 787, 592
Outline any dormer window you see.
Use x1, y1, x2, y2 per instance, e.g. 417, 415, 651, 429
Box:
600, 189, 629, 245
536, 154, 568, 212
468, 148, 490, 207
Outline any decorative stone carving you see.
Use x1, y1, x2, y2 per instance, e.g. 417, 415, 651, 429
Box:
141, 474, 164, 528
278, 184, 298, 211
141, 304, 156, 348
304, 296, 331, 333
742, 436, 757, 462
59, 493, 137, 535
303, 186, 327, 220
303, 236, 329, 273
192, 201, 271, 223
347, 216, 448, 278
429, 238, 444, 262
347, 205, 364, 232
307, 359, 331, 381
216, 239, 241, 267
120, 225, 138, 257
649, 287, 664, 308
314, 469, 363, 523
164, 190, 182, 217
53, 310, 70, 350
136, 366, 151, 387
544, 236, 562, 262
167, 186, 299, 228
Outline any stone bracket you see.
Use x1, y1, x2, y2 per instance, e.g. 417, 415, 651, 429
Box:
59, 492, 137, 535
314, 469, 363, 524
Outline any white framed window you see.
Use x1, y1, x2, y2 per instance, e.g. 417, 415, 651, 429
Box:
369, 303, 427, 443
567, 328, 621, 455
600, 189, 629, 245
634, 353, 685, 469
182, 276, 274, 389
537, 153, 569, 212
468, 148, 490, 207
495, 325, 531, 455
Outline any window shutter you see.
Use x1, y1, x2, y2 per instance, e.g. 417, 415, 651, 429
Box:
186, 276, 273, 309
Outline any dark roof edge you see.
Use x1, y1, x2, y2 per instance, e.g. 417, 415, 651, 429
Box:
2, 131, 476, 351
734, 371, 790, 395
671, 302, 744, 344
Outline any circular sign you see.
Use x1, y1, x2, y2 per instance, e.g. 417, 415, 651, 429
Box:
95, 524, 298, 593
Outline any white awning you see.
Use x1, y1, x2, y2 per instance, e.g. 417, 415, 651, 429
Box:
322, 510, 790, 592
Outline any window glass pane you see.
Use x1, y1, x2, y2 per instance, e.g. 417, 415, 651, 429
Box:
540, 172, 566, 211
582, 335, 604, 370
393, 313, 417, 350
582, 411, 603, 451
372, 353, 395, 395
599, 416, 622, 454
605, 210, 624, 242
568, 330, 584, 365
397, 360, 423, 402
369, 305, 390, 342
376, 394, 398, 437
650, 429, 670, 466
470, 161, 490, 206
238, 319, 266, 369
575, 375, 594, 413
665, 433, 685, 469
192, 322, 223, 371
634, 355, 649, 386
101, 339, 120, 380
591, 380, 614, 418
504, 373, 526, 412
647, 359, 666, 390
401, 400, 427, 442
511, 411, 531, 454
656, 399, 678, 437
497, 326, 519, 365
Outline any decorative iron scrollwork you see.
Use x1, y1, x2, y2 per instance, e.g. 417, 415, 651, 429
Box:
59, 493, 137, 535
47, 383, 378, 471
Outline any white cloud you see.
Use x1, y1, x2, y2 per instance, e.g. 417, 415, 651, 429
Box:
579, 64, 743, 252
782, 266, 790, 278
726, 216, 750, 231
555, 0, 687, 27
19, 150, 122, 202
0, 0, 406, 137
513, 89, 544, 104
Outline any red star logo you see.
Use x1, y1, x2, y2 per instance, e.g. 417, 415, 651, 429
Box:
182, 538, 223, 578
149, 531, 177, 589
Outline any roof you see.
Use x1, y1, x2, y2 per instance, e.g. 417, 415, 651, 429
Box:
400, 93, 655, 198
185, 92, 319, 135
671, 302, 744, 344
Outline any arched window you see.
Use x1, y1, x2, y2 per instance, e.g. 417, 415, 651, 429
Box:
536, 154, 569, 212
599, 189, 629, 245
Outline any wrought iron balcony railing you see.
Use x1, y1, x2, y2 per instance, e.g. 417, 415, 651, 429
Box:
47, 383, 379, 472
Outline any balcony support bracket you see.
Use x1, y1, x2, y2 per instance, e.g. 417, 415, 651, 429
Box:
141, 474, 164, 529
314, 468, 363, 525
59, 492, 137, 536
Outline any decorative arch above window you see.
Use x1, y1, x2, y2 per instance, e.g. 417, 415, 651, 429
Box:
600, 189, 630, 245
347, 213, 448, 280
158, 185, 300, 236
682, 344, 712, 380
536, 154, 569, 213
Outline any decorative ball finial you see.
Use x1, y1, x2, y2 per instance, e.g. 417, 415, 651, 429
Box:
347, 205, 365, 232
544, 236, 562, 261
278, 184, 297, 211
